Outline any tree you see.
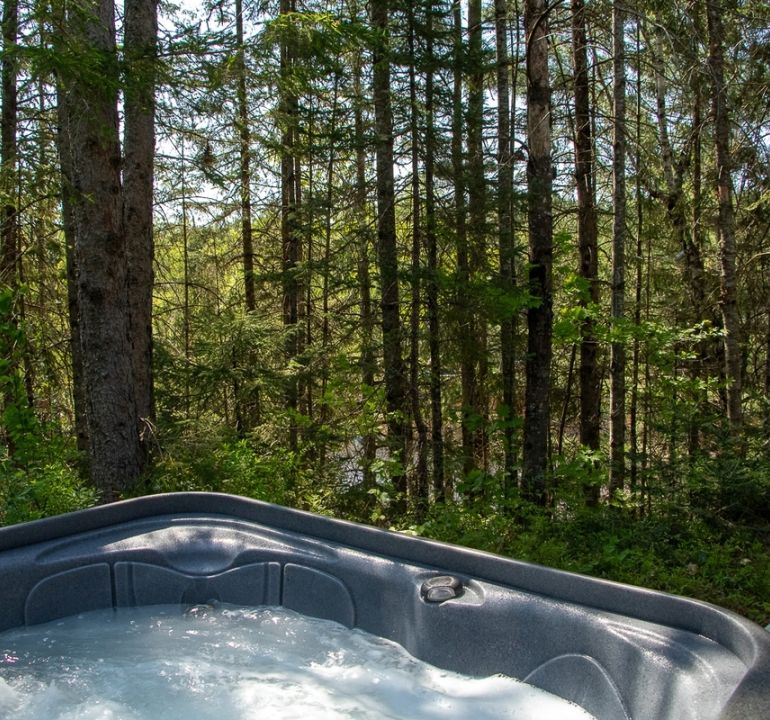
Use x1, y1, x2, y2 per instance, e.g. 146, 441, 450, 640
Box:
352, 50, 378, 493
466, 0, 488, 474
522, 0, 553, 504
647, 11, 707, 456
53, 10, 90, 457
452, 0, 474, 480
571, 0, 600, 503
371, 0, 407, 505
1, 0, 21, 455
706, 0, 742, 433
6, 0, 770, 588
765, 263, 770, 436
629, 15, 646, 501
0, 0, 18, 301
496, 0, 517, 490
280, 0, 301, 452
609, 0, 626, 496
123, 0, 158, 454
406, 0, 429, 509
424, 0, 445, 500
235, 0, 256, 314
58, 0, 143, 500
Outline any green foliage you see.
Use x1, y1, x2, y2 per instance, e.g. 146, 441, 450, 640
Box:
140, 427, 290, 506
409, 489, 770, 626
0, 290, 37, 456
0, 434, 96, 526
0, 300, 95, 525
685, 451, 770, 524
5, 0, 770, 641
551, 447, 607, 501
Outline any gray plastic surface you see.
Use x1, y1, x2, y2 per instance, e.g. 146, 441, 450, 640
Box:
0, 492, 768, 719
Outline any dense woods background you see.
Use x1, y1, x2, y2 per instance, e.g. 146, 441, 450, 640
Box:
1, 0, 769, 623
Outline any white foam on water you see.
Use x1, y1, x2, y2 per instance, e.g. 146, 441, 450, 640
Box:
0, 606, 596, 720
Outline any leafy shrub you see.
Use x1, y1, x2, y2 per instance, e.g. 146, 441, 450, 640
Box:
0, 437, 97, 526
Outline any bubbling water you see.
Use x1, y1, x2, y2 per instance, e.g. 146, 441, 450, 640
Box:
0, 605, 596, 720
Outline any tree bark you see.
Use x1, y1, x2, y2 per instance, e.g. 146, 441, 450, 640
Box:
522, 0, 553, 504
280, 0, 300, 453
180, 145, 192, 418
352, 55, 377, 492
765, 282, 770, 437
123, 0, 157, 457
425, 0, 444, 501
407, 1, 429, 512
649, 16, 706, 454
496, 0, 517, 492
302, 111, 312, 425
61, 0, 143, 500
572, 0, 601, 504
706, 0, 742, 433
451, 1, 474, 481
320, 82, 340, 458
688, 67, 707, 455
1, 0, 20, 455
609, 0, 626, 496
371, 0, 407, 507
0, 0, 17, 292
61, 153, 90, 458
629, 17, 643, 502
467, 0, 488, 474
235, 0, 255, 313
232, 0, 261, 432
51, 0, 90, 458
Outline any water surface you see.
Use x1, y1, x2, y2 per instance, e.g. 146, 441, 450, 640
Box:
0, 605, 595, 719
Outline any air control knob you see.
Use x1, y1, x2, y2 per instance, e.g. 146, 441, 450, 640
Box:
421, 575, 464, 603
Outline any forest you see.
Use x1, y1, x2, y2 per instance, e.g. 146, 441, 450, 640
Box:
1, 0, 769, 624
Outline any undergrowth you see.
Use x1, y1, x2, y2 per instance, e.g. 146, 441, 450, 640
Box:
3, 429, 770, 628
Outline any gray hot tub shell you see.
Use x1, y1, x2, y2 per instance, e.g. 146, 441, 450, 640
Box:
0, 492, 768, 719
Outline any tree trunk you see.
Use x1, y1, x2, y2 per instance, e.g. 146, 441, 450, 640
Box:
62, 172, 90, 458
32, 73, 52, 419
303, 110, 313, 425
280, 0, 300, 453
467, 0, 488, 474
371, 0, 407, 508
320, 83, 339, 442
688, 69, 706, 455
609, 0, 626, 496
425, 0, 444, 501
706, 0, 742, 433
407, 1, 429, 512
52, 6, 89, 458
61, 0, 143, 500
522, 0, 553, 504
765, 284, 770, 437
496, 0, 517, 492
629, 17, 643, 501
649, 16, 706, 455
180, 146, 192, 418
123, 0, 157, 457
235, 0, 255, 314
571, 0, 601, 505
0, 0, 17, 293
1, 0, 20, 455
352, 56, 377, 492
452, 1, 474, 481
233, 0, 261, 432
294, 123, 307, 423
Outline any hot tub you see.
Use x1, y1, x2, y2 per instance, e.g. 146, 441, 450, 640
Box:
0, 492, 768, 719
